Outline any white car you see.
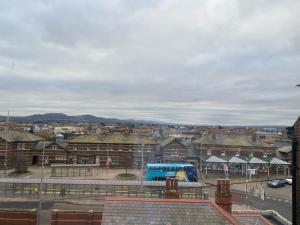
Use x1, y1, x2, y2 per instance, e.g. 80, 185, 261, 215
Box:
285, 177, 292, 185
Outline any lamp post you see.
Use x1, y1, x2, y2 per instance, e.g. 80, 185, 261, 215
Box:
200, 143, 203, 180
38, 138, 45, 225
141, 143, 144, 189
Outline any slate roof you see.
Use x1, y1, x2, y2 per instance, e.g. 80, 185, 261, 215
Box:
268, 157, 290, 165
228, 156, 246, 164
68, 134, 156, 145
206, 155, 227, 163
101, 197, 239, 225
248, 157, 267, 164
0, 131, 42, 142
193, 134, 272, 148
160, 137, 177, 147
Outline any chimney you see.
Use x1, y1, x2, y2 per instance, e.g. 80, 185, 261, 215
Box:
211, 128, 216, 141
215, 179, 232, 213
251, 132, 257, 143
164, 177, 180, 199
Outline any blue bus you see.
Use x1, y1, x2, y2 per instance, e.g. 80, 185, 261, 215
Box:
146, 163, 198, 182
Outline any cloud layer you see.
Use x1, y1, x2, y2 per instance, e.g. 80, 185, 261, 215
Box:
0, 0, 299, 125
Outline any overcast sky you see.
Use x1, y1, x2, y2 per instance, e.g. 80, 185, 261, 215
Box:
0, 0, 299, 126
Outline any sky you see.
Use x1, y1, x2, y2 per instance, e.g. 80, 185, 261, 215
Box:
0, 0, 299, 126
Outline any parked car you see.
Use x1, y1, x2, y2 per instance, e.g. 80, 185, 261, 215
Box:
285, 177, 292, 185
267, 179, 286, 188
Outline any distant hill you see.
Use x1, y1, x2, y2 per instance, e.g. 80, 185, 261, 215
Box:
0, 113, 161, 125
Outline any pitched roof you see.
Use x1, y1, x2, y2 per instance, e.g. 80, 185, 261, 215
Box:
101, 197, 239, 225
248, 157, 267, 164
160, 137, 176, 147
193, 134, 272, 147
228, 156, 246, 164
268, 157, 290, 165
206, 155, 227, 163
68, 134, 156, 145
0, 131, 42, 142
33, 141, 68, 150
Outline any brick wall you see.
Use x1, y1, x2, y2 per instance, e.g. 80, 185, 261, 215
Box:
162, 140, 187, 162
0, 137, 13, 169
0, 209, 37, 225
51, 210, 102, 225
195, 144, 276, 159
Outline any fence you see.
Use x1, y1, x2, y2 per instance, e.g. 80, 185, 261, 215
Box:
0, 178, 203, 200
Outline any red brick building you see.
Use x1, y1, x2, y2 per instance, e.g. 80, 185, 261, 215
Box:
67, 134, 157, 168
160, 137, 188, 163
193, 131, 276, 161
39, 141, 69, 164
0, 131, 42, 169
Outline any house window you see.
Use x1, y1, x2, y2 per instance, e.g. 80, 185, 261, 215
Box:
207, 150, 211, 156
18, 143, 25, 150
55, 155, 66, 161
86, 144, 90, 151
73, 145, 77, 150
221, 151, 225, 157
52, 145, 57, 150
96, 144, 100, 151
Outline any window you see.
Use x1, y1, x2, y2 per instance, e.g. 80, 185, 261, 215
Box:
17, 143, 25, 150
73, 145, 77, 150
207, 150, 211, 156
52, 145, 57, 150
96, 144, 100, 151
86, 144, 90, 151
55, 155, 66, 161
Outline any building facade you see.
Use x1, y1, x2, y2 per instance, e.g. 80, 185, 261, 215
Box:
0, 131, 42, 169
160, 137, 188, 163
67, 134, 157, 168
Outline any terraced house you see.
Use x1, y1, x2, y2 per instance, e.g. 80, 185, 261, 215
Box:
67, 134, 158, 168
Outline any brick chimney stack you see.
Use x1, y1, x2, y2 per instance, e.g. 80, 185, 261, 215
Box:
211, 128, 216, 141
164, 177, 180, 199
215, 179, 232, 213
251, 132, 257, 143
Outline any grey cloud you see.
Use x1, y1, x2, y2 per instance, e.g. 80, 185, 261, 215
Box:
0, 0, 299, 125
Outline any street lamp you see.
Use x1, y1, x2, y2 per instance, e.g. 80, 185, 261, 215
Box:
38, 138, 45, 225
141, 143, 144, 188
